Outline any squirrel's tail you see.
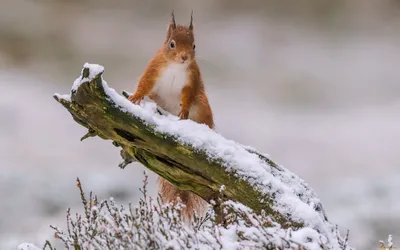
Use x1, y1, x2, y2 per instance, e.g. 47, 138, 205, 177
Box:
158, 177, 207, 223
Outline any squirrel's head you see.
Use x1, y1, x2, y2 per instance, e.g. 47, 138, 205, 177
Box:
163, 11, 196, 65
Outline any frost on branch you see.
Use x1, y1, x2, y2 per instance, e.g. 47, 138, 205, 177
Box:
52, 63, 352, 248
38, 173, 350, 250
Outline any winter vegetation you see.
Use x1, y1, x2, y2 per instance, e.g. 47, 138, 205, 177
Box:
20, 172, 353, 250
19, 63, 357, 249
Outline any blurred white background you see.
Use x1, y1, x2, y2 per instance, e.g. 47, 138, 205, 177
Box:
0, 0, 399, 249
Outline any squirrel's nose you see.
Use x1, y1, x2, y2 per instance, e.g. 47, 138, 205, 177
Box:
181, 55, 188, 62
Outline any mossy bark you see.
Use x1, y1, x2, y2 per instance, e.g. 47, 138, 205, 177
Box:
54, 66, 328, 232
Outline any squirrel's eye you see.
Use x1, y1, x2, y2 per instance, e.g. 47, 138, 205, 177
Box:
170, 40, 175, 49
193, 44, 196, 50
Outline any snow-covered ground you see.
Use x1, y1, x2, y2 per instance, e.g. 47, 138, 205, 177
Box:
1, 69, 399, 249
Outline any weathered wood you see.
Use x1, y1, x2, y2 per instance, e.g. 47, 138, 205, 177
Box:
54, 64, 336, 240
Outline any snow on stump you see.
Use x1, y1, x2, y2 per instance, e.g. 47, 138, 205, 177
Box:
53, 63, 348, 248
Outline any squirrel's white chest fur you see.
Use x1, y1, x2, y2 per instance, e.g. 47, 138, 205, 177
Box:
152, 63, 188, 114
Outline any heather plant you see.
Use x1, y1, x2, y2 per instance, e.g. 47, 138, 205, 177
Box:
36, 172, 351, 250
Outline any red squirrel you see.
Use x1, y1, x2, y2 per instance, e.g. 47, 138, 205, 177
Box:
128, 11, 214, 222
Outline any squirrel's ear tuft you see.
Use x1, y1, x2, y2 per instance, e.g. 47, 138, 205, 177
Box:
170, 10, 177, 29
166, 10, 177, 42
189, 10, 194, 30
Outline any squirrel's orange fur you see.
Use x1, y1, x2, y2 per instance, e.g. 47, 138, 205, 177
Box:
128, 11, 214, 222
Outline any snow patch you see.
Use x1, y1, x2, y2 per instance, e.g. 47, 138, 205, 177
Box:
17, 243, 41, 250
53, 93, 71, 101
71, 62, 104, 91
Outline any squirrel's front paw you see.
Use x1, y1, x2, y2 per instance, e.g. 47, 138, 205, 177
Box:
178, 109, 189, 119
128, 94, 144, 105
